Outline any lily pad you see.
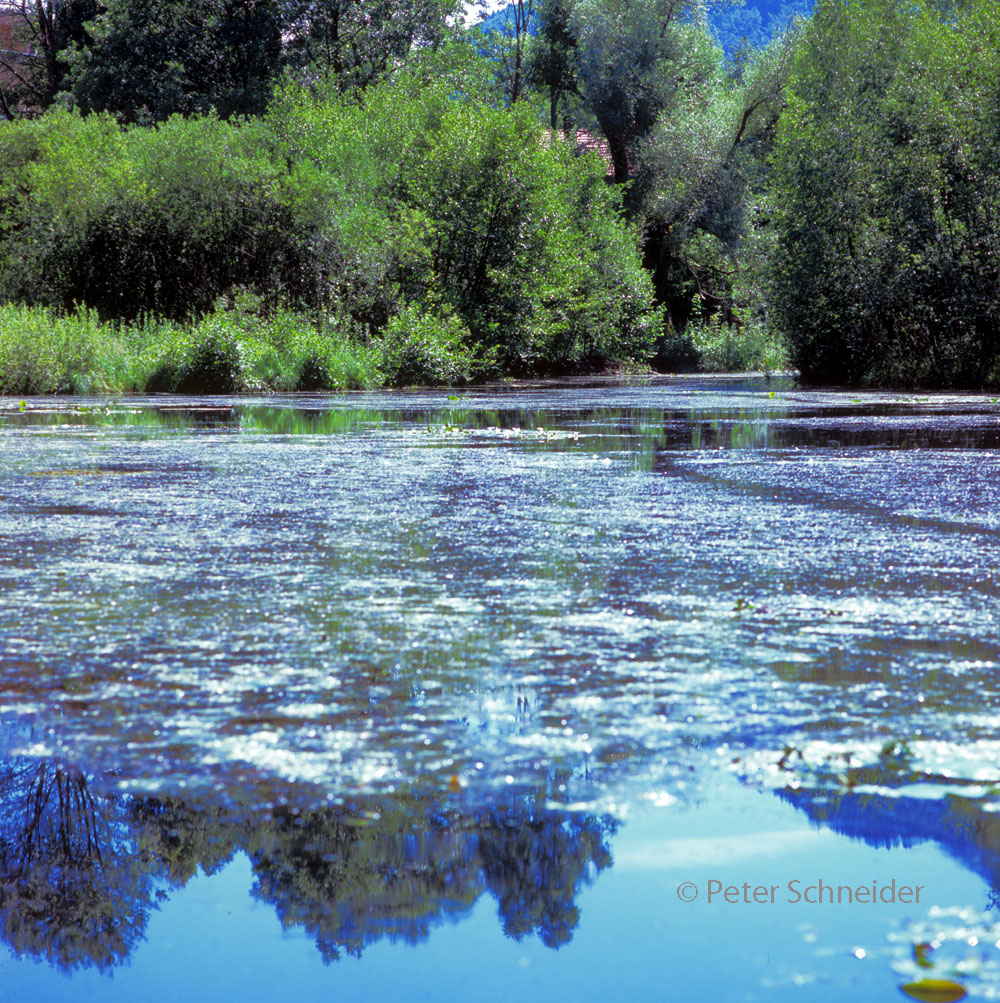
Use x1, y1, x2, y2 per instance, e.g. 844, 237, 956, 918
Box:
900, 979, 967, 1002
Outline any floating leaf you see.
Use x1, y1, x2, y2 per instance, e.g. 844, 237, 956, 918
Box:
913, 942, 935, 969
900, 979, 967, 1002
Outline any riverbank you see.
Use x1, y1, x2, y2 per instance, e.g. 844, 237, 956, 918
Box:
0, 301, 794, 397
0, 301, 416, 396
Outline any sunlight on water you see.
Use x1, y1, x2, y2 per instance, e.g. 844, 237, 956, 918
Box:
2, 377, 1000, 999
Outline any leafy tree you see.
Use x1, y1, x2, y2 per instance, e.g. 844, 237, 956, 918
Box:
66, 0, 286, 122
565, 0, 727, 188
0, 109, 293, 318
476, 0, 536, 104
769, 0, 1000, 386
0, 70, 657, 375
640, 28, 797, 332
282, 0, 462, 92
527, 0, 578, 128
0, 0, 97, 115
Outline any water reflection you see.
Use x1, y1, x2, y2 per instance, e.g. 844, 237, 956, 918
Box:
773, 760, 1000, 1000
0, 754, 615, 971
7, 391, 1000, 456
4, 381, 1000, 996
777, 755, 1000, 901
0, 757, 155, 971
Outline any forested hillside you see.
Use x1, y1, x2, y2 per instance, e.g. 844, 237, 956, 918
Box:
1, 0, 998, 392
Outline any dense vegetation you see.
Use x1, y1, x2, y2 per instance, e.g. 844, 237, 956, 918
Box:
1, 0, 1000, 391
769, 0, 1000, 386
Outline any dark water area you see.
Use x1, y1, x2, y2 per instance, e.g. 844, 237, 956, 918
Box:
2, 376, 1000, 1000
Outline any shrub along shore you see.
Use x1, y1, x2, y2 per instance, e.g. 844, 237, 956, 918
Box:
0, 302, 388, 396
0, 75, 662, 396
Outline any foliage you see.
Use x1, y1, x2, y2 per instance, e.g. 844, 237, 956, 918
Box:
688, 313, 790, 372
64, 0, 286, 123
0, 0, 97, 116
282, 0, 463, 92
565, 0, 729, 188
769, 0, 1000, 386
0, 302, 119, 394
0, 302, 382, 395
0, 73, 657, 385
379, 304, 477, 386
0, 110, 296, 320
526, 0, 578, 128
3, 0, 465, 122
380, 90, 659, 372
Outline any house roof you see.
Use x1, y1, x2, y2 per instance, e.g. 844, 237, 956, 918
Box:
542, 128, 616, 180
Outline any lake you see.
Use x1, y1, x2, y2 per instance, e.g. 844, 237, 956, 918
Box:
2, 376, 999, 1001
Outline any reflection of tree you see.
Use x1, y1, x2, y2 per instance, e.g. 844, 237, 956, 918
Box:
128, 796, 238, 888
246, 790, 617, 960
0, 758, 152, 971
0, 753, 619, 971
777, 758, 1000, 896
247, 798, 483, 961
478, 789, 616, 948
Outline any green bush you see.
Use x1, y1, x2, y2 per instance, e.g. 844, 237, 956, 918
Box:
689, 315, 790, 373
144, 308, 382, 394
0, 302, 382, 395
0, 304, 108, 394
379, 304, 477, 386
145, 314, 244, 394
0, 74, 659, 386
0, 111, 294, 322
769, 0, 1000, 387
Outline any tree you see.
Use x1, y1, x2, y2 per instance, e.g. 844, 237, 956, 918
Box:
66, 0, 286, 123
527, 0, 578, 128
478, 0, 535, 104
283, 0, 462, 92
0, 0, 96, 115
566, 0, 726, 188
769, 0, 1000, 386
640, 27, 797, 332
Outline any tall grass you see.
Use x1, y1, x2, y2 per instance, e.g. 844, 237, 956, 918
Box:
687, 316, 790, 374
0, 303, 384, 395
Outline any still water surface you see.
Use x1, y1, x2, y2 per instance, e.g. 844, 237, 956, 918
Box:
2, 377, 1000, 1000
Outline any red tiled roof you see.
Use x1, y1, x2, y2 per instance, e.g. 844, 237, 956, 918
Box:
542, 128, 616, 179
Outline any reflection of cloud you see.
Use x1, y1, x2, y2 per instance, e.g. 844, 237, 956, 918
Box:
616, 830, 839, 870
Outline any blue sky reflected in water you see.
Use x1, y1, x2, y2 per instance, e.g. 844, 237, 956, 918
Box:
0, 775, 991, 1003
3, 381, 1000, 999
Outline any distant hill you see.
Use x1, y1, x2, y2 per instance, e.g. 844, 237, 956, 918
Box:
711, 0, 813, 54
474, 5, 523, 35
